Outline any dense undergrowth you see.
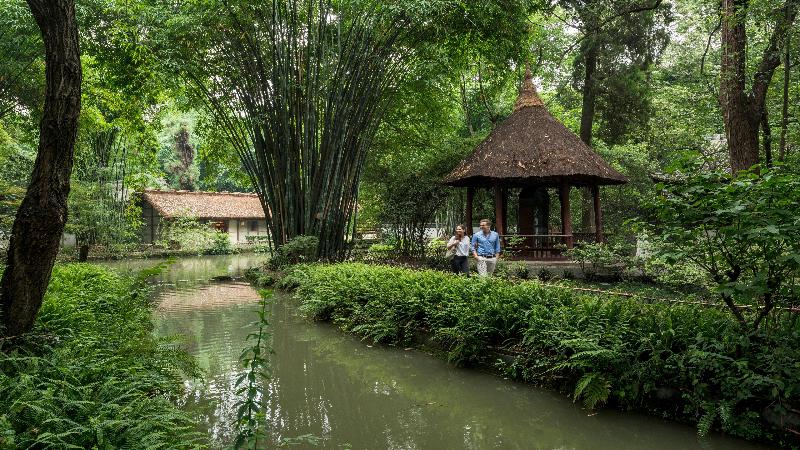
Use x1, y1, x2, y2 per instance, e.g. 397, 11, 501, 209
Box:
0, 264, 203, 449
277, 262, 800, 446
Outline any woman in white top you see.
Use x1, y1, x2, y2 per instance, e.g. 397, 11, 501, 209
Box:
447, 224, 471, 275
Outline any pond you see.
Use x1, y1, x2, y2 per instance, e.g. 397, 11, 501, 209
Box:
104, 255, 769, 449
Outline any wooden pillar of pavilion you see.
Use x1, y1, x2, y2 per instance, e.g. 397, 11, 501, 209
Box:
592, 184, 603, 243
500, 187, 508, 234
494, 185, 506, 235
559, 182, 573, 248
465, 187, 474, 233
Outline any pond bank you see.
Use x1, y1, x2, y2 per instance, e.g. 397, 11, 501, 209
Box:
263, 262, 799, 448
134, 254, 764, 449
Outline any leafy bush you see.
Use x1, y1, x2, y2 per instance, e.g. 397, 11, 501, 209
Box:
207, 229, 236, 255
508, 262, 531, 280
640, 167, 800, 330
361, 242, 394, 263
633, 248, 710, 294
537, 267, 553, 281
283, 262, 800, 446
248, 236, 273, 254
158, 215, 236, 255
563, 241, 630, 281
267, 235, 319, 270
0, 264, 202, 449
426, 238, 447, 257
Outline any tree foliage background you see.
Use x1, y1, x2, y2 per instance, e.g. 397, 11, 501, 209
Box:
0, 0, 797, 252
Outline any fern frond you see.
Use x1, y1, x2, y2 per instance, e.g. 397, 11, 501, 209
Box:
573, 372, 611, 410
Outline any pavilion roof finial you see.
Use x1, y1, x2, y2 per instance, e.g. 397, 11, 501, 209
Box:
442, 61, 627, 188
513, 64, 544, 111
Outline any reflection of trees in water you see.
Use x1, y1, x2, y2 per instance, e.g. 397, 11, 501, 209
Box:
103, 254, 266, 285
155, 280, 263, 447
259, 300, 545, 449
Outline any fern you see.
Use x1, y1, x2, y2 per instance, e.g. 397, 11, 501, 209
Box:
697, 405, 717, 437
573, 372, 611, 410
0, 264, 205, 449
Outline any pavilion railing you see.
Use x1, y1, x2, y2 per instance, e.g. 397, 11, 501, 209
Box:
500, 233, 603, 260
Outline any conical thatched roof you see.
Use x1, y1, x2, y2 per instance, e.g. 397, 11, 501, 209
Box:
444, 69, 627, 187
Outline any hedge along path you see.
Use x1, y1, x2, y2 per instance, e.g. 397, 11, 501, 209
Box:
277, 262, 800, 445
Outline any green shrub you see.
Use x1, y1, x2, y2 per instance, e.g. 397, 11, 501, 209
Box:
267, 235, 319, 270
357, 242, 394, 263
426, 238, 447, 256
634, 251, 710, 294
563, 241, 630, 281
0, 264, 203, 449
537, 267, 553, 281
207, 230, 236, 255
508, 262, 531, 279
256, 273, 276, 287
284, 262, 800, 446
248, 236, 273, 254
640, 166, 800, 331
158, 215, 235, 255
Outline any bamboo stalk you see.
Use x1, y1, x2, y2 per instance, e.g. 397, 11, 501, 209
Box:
184, 0, 408, 259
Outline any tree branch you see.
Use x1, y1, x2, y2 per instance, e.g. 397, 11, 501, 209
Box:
751, 0, 799, 115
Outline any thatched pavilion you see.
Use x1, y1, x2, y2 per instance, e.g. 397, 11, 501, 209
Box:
443, 68, 627, 260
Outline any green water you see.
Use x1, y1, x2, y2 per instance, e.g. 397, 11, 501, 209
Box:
104, 255, 769, 449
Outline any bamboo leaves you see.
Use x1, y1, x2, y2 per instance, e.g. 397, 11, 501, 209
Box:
180, 0, 408, 259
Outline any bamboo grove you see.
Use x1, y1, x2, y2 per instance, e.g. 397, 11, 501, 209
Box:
173, 0, 408, 259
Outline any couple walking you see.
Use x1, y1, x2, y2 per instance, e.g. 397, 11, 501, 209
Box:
446, 219, 501, 277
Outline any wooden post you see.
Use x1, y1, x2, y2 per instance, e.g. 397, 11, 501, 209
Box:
500, 187, 508, 234
494, 184, 505, 235
592, 184, 603, 243
559, 182, 573, 248
466, 187, 474, 234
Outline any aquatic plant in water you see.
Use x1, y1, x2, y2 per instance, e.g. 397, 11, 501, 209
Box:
233, 289, 273, 449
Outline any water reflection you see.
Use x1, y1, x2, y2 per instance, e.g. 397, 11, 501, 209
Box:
115, 255, 768, 450
102, 253, 265, 286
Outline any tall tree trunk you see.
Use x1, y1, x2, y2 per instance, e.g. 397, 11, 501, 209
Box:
0, 0, 81, 337
579, 41, 598, 146
720, 0, 760, 173
779, 38, 790, 162
579, 41, 598, 232
720, 0, 798, 172
78, 244, 89, 262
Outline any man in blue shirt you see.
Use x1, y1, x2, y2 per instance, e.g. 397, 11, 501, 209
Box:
471, 218, 501, 277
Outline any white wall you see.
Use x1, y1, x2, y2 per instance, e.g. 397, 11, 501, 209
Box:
228, 219, 269, 244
